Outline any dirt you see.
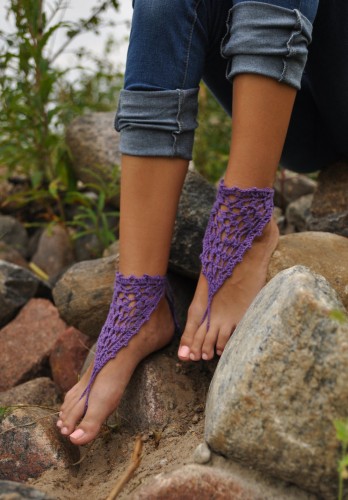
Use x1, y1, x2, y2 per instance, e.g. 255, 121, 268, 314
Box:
29, 410, 204, 499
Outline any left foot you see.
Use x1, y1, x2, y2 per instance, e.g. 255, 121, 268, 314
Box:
178, 218, 279, 361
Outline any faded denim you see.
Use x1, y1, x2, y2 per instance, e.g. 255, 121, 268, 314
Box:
116, 0, 348, 172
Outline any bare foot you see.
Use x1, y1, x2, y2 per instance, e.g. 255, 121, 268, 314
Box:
178, 218, 279, 361
57, 296, 174, 445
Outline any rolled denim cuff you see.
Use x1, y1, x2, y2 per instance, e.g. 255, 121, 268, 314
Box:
222, 2, 313, 90
115, 88, 199, 160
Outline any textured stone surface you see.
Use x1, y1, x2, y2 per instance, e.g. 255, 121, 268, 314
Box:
267, 232, 348, 310
308, 162, 348, 237
0, 407, 79, 481
0, 481, 54, 499
285, 193, 313, 232
116, 350, 211, 433
133, 463, 315, 500
0, 241, 30, 268
0, 299, 67, 391
169, 170, 216, 279
53, 255, 195, 338
50, 326, 93, 393
274, 169, 317, 209
0, 378, 60, 407
31, 224, 75, 281
0, 260, 39, 327
0, 215, 29, 258
205, 266, 348, 499
66, 112, 120, 204
52, 255, 118, 338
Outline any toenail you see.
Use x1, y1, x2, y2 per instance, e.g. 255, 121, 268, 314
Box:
202, 353, 208, 360
70, 429, 85, 439
189, 353, 196, 361
56, 419, 63, 428
178, 346, 190, 358
61, 427, 69, 435
216, 350, 222, 356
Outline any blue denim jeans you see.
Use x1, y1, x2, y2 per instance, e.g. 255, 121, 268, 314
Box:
116, 0, 348, 172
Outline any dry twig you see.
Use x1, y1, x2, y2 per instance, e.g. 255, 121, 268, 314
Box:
106, 435, 143, 500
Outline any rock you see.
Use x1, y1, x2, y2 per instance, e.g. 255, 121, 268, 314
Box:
0, 298, 67, 392
0, 241, 30, 268
205, 266, 348, 499
132, 463, 315, 500
274, 169, 317, 209
50, 326, 94, 393
116, 350, 212, 434
169, 170, 216, 279
308, 162, 348, 237
0, 215, 29, 258
0, 260, 39, 327
0, 378, 60, 407
31, 224, 75, 281
0, 481, 54, 499
193, 442, 211, 464
0, 407, 79, 481
273, 206, 286, 233
102, 240, 120, 258
53, 255, 195, 338
267, 232, 348, 310
52, 255, 118, 338
66, 112, 120, 206
285, 194, 313, 232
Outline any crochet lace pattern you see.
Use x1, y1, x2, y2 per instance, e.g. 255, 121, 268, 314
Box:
81, 272, 170, 406
200, 180, 274, 329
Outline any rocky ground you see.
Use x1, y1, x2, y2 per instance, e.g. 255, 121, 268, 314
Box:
0, 113, 348, 499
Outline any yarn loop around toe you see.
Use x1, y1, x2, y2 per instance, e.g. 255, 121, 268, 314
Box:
200, 180, 274, 329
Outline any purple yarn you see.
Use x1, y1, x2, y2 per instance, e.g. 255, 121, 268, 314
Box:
81, 272, 169, 407
200, 180, 274, 329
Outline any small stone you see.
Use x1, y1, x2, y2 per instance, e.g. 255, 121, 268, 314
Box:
0, 407, 79, 481
192, 414, 200, 424
0, 260, 39, 327
285, 193, 313, 232
0, 298, 67, 392
274, 169, 317, 209
193, 442, 211, 464
50, 326, 94, 393
0, 378, 60, 408
31, 224, 75, 281
159, 459, 168, 467
0, 241, 30, 268
0, 215, 29, 258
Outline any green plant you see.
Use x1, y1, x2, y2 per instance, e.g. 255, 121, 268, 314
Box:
335, 419, 348, 500
193, 83, 231, 183
0, 0, 121, 186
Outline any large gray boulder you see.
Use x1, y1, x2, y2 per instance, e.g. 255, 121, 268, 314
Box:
205, 266, 348, 499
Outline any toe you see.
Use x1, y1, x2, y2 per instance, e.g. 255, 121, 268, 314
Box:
59, 396, 86, 436
189, 321, 211, 361
201, 327, 219, 360
178, 306, 201, 360
216, 326, 235, 355
69, 395, 114, 445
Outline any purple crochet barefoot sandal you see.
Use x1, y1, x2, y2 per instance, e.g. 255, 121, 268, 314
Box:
200, 180, 274, 329
81, 272, 176, 407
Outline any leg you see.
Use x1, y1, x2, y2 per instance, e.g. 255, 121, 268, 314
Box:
57, 0, 228, 444
179, 0, 317, 361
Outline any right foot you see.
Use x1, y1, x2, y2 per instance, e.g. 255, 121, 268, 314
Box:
57, 296, 174, 446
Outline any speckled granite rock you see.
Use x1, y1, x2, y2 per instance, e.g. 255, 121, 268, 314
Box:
169, 170, 216, 279
267, 232, 348, 310
205, 266, 348, 499
0, 260, 39, 327
66, 112, 120, 206
0, 378, 60, 407
0, 481, 54, 499
308, 162, 348, 237
0, 407, 79, 481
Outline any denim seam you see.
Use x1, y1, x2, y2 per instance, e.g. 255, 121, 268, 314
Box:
280, 9, 303, 83
182, 0, 203, 88
172, 90, 184, 155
